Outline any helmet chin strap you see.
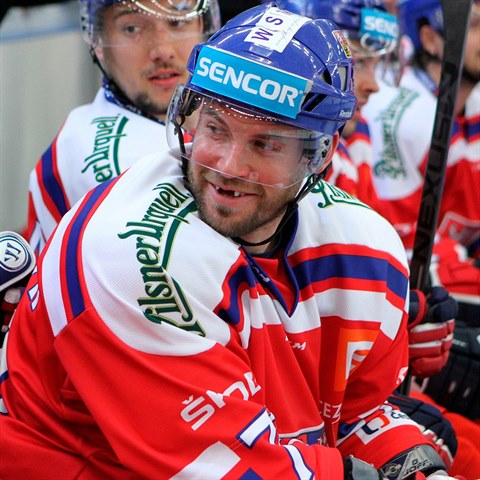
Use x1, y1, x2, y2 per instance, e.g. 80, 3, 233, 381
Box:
232, 172, 325, 249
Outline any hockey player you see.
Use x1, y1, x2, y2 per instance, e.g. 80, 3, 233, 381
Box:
26, 0, 221, 255
270, 0, 399, 229
362, 0, 480, 316
0, 4, 460, 479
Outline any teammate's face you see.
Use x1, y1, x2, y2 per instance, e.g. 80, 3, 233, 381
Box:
343, 50, 379, 137
462, 5, 480, 83
186, 107, 325, 245
95, 2, 203, 120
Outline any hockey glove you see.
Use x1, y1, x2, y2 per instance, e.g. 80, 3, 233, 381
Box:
416, 472, 466, 480
380, 444, 447, 480
422, 322, 480, 420
343, 456, 385, 479
0, 231, 35, 347
388, 391, 456, 471
408, 287, 457, 378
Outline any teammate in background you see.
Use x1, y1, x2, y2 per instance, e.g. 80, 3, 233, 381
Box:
271, 0, 457, 382
0, 5, 459, 479
362, 0, 480, 316
26, 0, 221, 255
362, 1, 480, 478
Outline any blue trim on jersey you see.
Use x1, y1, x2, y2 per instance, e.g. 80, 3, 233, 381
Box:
66, 180, 115, 318
451, 120, 460, 138
336, 141, 350, 157
41, 144, 69, 217
0, 370, 9, 384
293, 254, 408, 299
354, 117, 370, 136
466, 117, 480, 138
239, 469, 263, 479
218, 250, 407, 326
217, 264, 259, 326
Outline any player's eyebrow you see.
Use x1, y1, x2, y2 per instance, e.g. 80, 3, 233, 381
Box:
112, 7, 142, 20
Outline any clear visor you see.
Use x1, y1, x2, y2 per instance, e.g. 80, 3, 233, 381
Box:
167, 85, 333, 189
82, 0, 219, 47
345, 30, 398, 58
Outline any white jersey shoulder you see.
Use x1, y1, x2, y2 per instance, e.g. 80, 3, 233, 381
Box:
55, 88, 168, 207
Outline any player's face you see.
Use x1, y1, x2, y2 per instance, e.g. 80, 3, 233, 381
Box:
462, 5, 480, 83
343, 50, 379, 137
352, 55, 380, 113
186, 107, 312, 245
95, 2, 203, 120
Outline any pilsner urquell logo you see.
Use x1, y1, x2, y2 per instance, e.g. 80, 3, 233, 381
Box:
118, 183, 205, 336
82, 114, 128, 183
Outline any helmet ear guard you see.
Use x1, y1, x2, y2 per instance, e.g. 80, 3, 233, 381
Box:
303, 133, 333, 175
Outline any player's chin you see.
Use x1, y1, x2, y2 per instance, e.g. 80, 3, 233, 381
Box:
200, 209, 254, 238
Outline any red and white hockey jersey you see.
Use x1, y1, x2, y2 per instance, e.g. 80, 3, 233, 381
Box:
26, 87, 169, 255
1, 150, 432, 479
363, 68, 480, 304
343, 117, 393, 220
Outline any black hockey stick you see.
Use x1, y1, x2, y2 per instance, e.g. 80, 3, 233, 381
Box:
398, 0, 473, 396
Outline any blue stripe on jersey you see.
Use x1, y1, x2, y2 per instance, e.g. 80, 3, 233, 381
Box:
217, 264, 259, 326
466, 117, 480, 138
0, 370, 9, 384
451, 120, 460, 139
293, 254, 408, 300
336, 141, 350, 157
66, 180, 114, 318
41, 144, 69, 216
354, 117, 370, 136
239, 469, 263, 479
218, 252, 407, 325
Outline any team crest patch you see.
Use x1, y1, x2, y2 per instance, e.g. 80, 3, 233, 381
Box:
333, 30, 352, 59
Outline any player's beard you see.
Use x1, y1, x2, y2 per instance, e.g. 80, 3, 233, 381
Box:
187, 164, 298, 240
131, 92, 169, 118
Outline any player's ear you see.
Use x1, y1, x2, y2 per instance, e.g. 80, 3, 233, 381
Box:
419, 24, 443, 58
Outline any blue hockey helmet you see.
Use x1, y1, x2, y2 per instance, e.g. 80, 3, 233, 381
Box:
169, 4, 357, 162
79, 0, 221, 47
397, 0, 443, 51
272, 0, 398, 57
167, 3, 357, 182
